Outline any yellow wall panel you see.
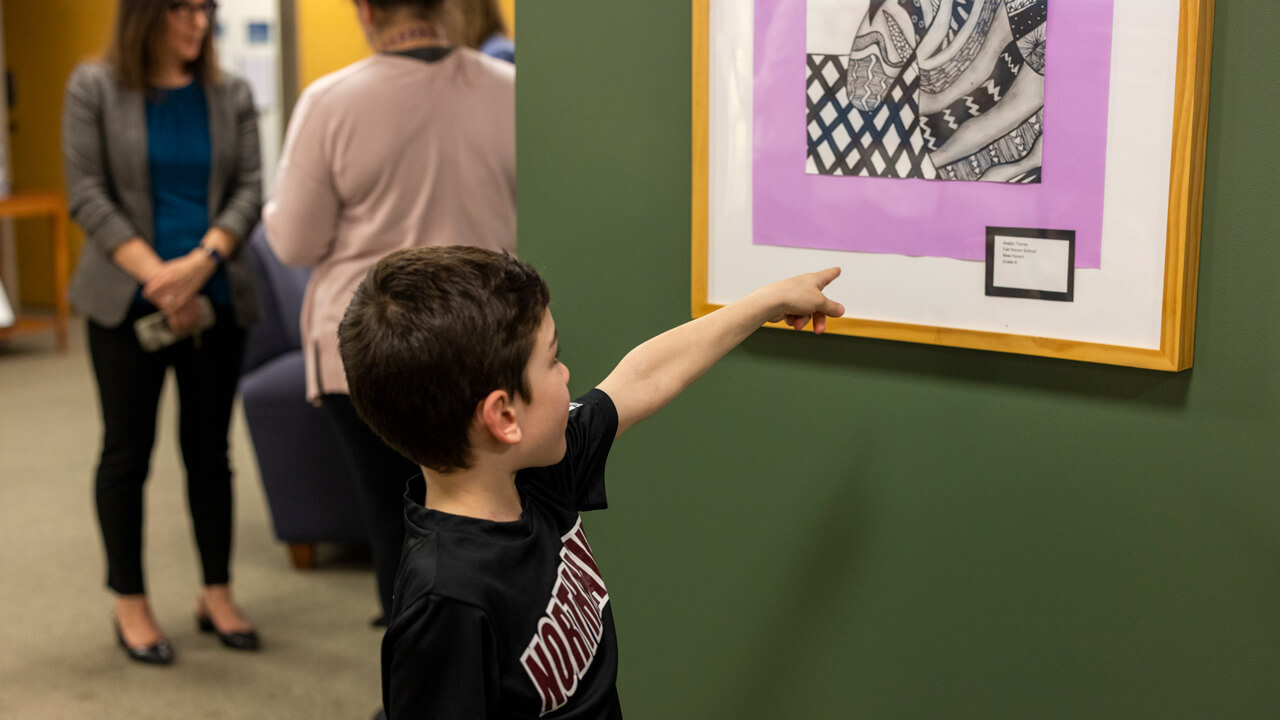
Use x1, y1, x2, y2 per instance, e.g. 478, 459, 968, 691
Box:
498, 0, 515, 35
4, 0, 115, 306
296, 0, 371, 90
298, 0, 516, 90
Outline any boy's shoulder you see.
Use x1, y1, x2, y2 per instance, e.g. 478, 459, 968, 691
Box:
515, 389, 619, 512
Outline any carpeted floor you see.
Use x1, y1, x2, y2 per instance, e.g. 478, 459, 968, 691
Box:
0, 320, 385, 719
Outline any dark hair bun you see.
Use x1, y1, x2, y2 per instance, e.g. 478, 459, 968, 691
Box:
365, 0, 447, 10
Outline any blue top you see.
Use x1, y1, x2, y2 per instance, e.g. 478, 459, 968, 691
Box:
480, 32, 515, 64
143, 81, 229, 305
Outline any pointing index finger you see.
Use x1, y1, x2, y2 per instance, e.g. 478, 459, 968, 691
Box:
813, 266, 842, 289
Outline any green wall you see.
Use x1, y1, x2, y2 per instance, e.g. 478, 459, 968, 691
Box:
519, 2, 1280, 717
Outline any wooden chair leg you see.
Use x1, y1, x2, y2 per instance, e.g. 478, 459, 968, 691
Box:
287, 543, 315, 570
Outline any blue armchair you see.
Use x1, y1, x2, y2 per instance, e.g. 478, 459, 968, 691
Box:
240, 224, 366, 568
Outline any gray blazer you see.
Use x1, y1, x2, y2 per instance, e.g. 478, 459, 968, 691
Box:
62, 62, 261, 328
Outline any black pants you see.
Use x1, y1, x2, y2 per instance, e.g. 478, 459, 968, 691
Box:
322, 394, 415, 618
87, 304, 245, 596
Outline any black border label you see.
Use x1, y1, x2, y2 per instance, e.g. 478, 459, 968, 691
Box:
985, 227, 1076, 302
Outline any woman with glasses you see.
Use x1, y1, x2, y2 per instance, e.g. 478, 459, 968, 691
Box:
265, 0, 515, 635
63, 0, 262, 664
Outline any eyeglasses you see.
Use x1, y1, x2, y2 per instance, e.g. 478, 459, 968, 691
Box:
167, 1, 218, 20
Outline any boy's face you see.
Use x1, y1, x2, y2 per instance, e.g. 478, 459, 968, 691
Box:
514, 309, 572, 468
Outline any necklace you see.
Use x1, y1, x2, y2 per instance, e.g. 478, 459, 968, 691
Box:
378, 24, 446, 52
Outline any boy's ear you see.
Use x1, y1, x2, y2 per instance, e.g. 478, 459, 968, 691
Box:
478, 389, 522, 446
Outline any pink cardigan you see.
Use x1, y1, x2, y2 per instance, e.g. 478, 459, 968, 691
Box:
265, 50, 516, 402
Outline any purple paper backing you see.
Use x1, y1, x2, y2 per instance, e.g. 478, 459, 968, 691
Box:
752, 0, 1115, 268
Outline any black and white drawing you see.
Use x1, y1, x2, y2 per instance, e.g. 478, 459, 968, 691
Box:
807, 0, 1049, 183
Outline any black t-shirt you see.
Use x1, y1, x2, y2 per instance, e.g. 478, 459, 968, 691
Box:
382, 389, 623, 719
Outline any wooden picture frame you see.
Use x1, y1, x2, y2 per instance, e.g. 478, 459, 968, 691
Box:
692, 0, 1215, 370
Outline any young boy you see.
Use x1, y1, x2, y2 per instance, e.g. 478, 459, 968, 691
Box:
338, 247, 844, 718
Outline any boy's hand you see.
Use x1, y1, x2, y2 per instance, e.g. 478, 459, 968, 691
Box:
761, 267, 846, 334
599, 266, 847, 438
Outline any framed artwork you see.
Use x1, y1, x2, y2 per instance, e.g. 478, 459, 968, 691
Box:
692, 0, 1216, 370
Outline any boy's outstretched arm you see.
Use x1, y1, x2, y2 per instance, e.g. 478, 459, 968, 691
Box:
596, 268, 845, 438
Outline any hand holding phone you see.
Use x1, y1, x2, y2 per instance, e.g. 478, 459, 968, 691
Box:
134, 296, 216, 352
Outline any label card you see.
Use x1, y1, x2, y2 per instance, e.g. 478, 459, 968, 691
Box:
985, 227, 1076, 302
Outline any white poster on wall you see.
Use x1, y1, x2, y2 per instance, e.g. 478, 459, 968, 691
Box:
214, 4, 283, 194
0, 278, 15, 328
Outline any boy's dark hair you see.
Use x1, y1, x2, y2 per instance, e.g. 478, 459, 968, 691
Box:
339, 246, 550, 473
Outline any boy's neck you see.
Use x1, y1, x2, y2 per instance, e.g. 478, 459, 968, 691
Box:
421, 462, 523, 523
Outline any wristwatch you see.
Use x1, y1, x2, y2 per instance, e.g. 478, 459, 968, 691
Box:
201, 244, 225, 267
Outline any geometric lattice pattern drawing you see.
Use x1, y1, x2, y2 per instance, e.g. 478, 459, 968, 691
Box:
807, 0, 1049, 183
807, 53, 937, 178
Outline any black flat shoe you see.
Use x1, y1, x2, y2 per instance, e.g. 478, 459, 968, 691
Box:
114, 621, 174, 665
197, 614, 261, 651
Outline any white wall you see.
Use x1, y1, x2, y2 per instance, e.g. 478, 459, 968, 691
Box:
214, 0, 284, 195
